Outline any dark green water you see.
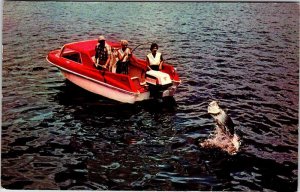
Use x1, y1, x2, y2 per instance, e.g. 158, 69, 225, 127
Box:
2, 2, 299, 191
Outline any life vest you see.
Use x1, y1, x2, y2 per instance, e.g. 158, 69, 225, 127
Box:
96, 44, 108, 61
147, 52, 161, 66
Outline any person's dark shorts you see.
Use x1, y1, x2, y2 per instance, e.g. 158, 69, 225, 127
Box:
116, 61, 129, 74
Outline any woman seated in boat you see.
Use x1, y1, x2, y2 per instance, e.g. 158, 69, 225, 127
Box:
146, 43, 164, 71
94, 35, 111, 70
116, 40, 131, 74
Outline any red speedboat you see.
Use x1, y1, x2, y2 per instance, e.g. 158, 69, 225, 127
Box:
46, 39, 181, 104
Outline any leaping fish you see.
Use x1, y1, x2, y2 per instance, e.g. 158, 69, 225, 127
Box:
200, 101, 240, 155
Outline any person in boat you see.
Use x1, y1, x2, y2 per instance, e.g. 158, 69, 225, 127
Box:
94, 35, 111, 70
146, 43, 164, 71
116, 40, 131, 74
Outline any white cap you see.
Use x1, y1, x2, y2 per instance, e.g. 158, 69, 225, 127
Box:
98, 35, 105, 41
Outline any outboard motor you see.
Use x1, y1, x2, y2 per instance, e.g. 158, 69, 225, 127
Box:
145, 70, 173, 98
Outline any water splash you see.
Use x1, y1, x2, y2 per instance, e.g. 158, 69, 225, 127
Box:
200, 127, 241, 155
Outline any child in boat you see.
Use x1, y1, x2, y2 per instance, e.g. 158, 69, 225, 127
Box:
146, 43, 164, 71
94, 35, 111, 69
116, 40, 131, 74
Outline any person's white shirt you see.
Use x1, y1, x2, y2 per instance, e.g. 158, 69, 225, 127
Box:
147, 52, 162, 66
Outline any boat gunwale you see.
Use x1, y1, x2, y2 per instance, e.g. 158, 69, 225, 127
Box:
46, 56, 140, 96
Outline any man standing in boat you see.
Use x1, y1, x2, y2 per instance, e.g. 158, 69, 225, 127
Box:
146, 43, 164, 71
116, 40, 131, 74
94, 35, 111, 69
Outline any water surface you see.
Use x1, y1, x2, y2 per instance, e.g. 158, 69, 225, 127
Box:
2, 2, 299, 191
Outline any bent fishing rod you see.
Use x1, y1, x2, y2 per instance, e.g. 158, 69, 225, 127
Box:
131, 42, 152, 54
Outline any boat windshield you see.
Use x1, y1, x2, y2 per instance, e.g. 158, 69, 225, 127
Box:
61, 47, 82, 64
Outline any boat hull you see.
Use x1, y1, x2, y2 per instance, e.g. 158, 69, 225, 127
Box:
61, 70, 140, 104
60, 68, 178, 103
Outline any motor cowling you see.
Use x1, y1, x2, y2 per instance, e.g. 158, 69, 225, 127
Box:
145, 70, 173, 98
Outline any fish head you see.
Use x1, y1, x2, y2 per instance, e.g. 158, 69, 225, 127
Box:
208, 100, 221, 115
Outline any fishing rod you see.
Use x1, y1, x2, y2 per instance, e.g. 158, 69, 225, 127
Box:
131, 42, 151, 54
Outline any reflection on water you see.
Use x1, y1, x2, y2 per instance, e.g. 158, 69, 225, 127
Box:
2, 2, 298, 191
